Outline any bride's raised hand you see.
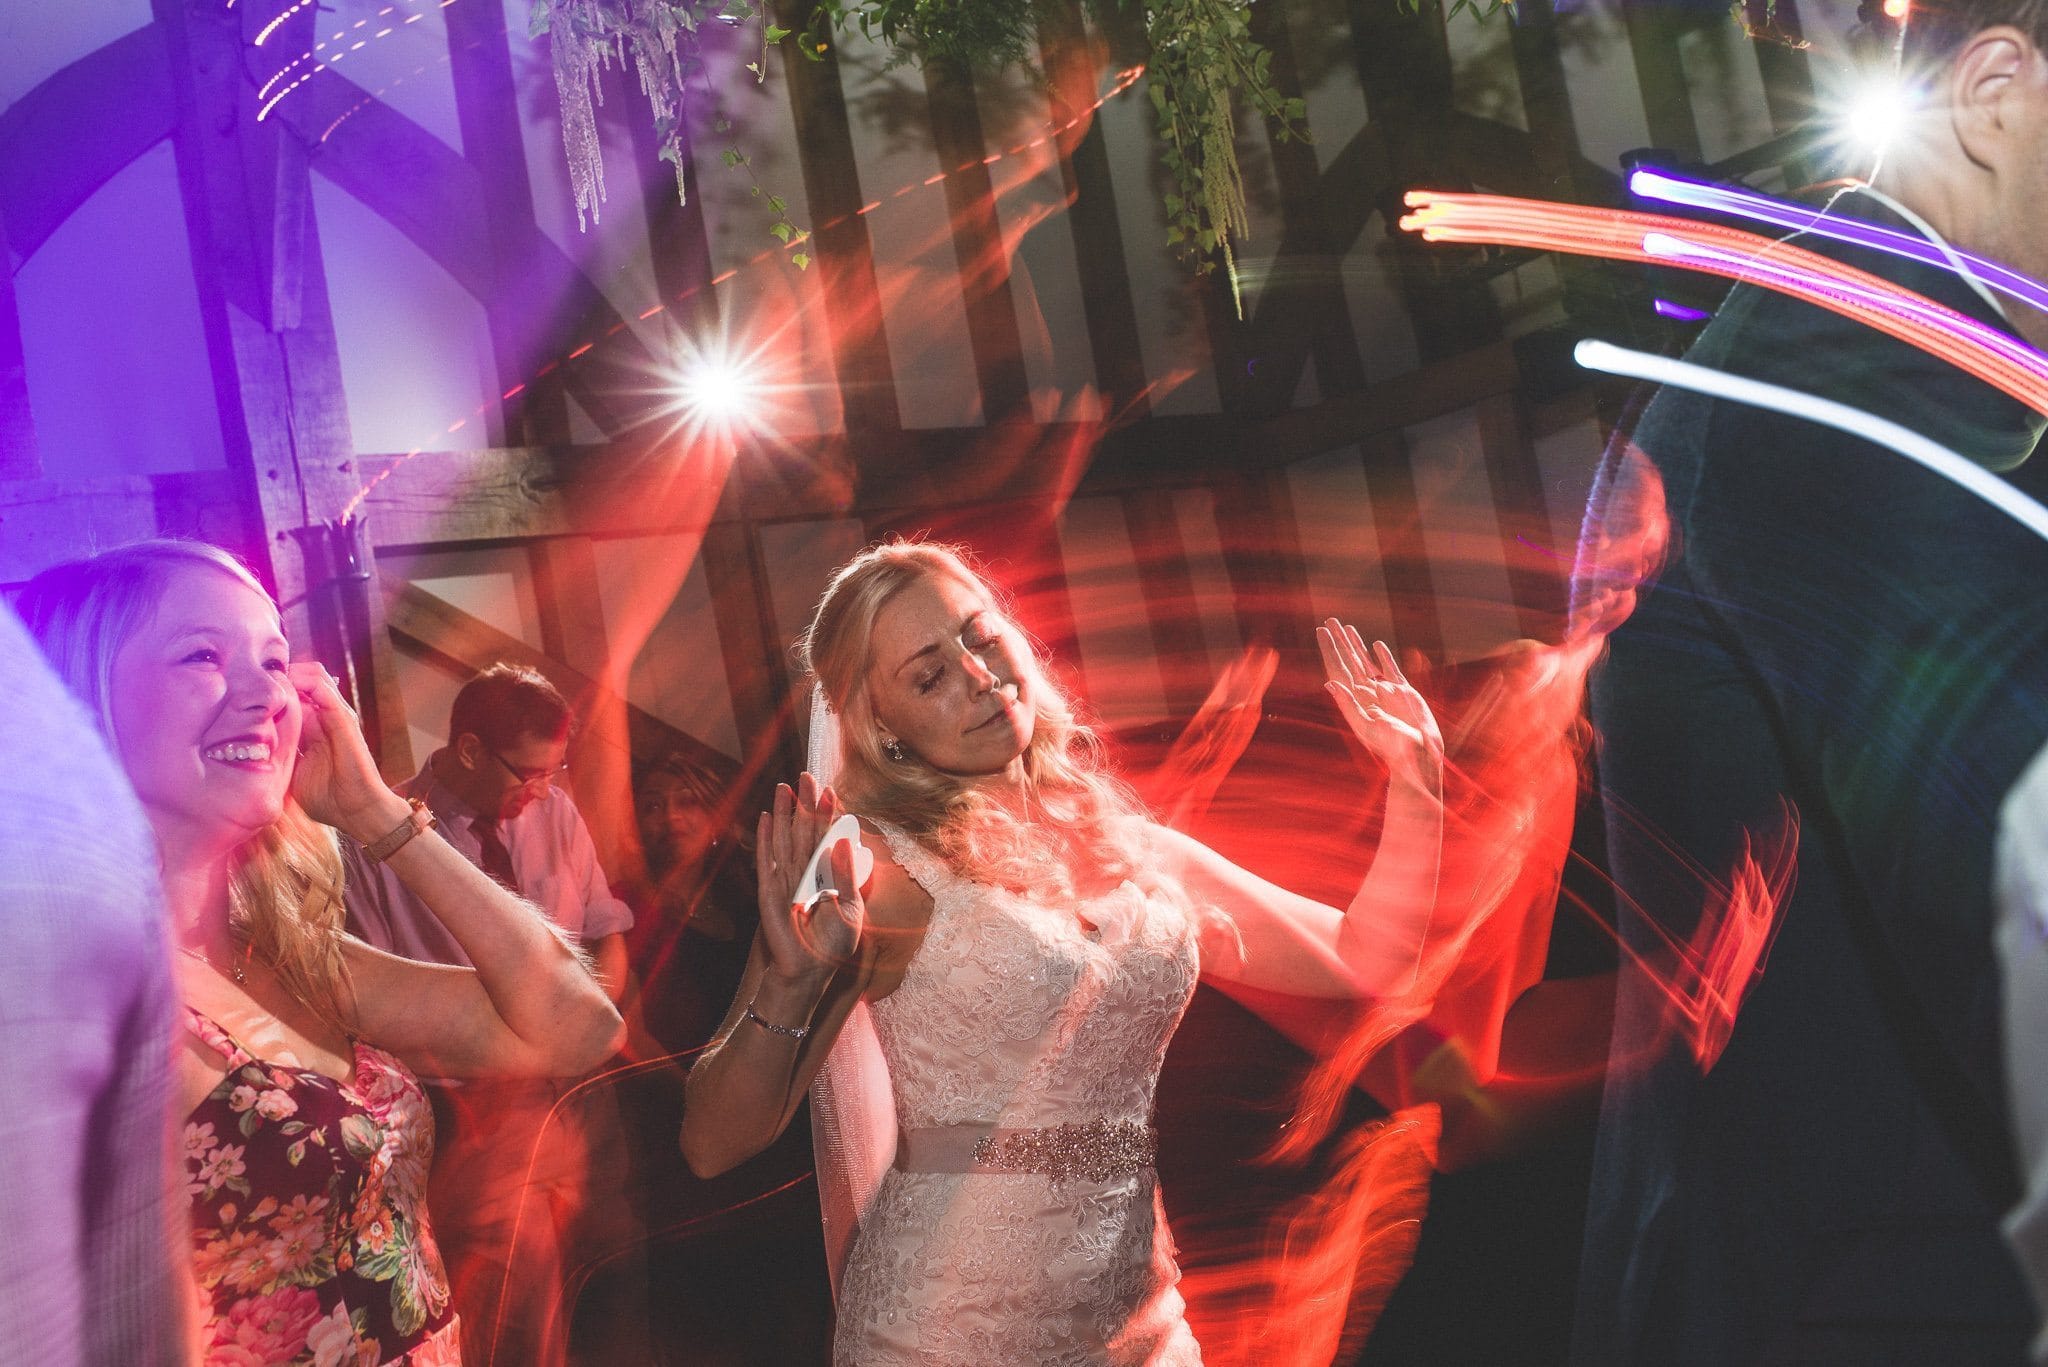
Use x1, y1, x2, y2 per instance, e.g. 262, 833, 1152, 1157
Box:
755, 772, 866, 989
1317, 619, 1445, 791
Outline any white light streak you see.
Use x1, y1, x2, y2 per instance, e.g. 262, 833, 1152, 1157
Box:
1574, 339, 2048, 545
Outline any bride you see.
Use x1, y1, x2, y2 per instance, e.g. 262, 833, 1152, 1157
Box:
680, 540, 1443, 1364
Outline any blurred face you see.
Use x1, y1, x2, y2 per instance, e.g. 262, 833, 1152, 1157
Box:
451, 728, 569, 822
108, 564, 301, 859
637, 774, 717, 860
866, 570, 1034, 778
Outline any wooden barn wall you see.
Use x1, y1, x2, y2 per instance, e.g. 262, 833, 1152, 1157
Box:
0, 0, 1822, 865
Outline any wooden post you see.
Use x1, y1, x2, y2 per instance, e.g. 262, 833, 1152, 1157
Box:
1747, 0, 1818, 185
621, 80, 720, 341
155, 0, 411, 762
773, 0, 903, 437
922, 56, 1033, 424
1621, 1, 1706, 161
1359, 431, 1447, 664
0, 208, 38, 482
1035, 0, 1151, 416
1221, 0, 1374, 420
700, 520, 803, 792
531, 535, 637, 872
1475, 392, 1569, 641
445, 0, 572, 444
1345, 0, 1505, 363
1118, 486, 1215, 718
1210, 467, 1324, 700
1508, 0, 1595, 203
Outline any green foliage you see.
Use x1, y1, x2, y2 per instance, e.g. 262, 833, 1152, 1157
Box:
807, 0, 1040, 70
1137, 0, 1308, 298
531, 0, 1321, 283
1395, 0, 1517, 17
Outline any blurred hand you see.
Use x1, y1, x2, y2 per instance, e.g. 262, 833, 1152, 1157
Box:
1317, 619, 1445, 792
289, 662, 404, 839
755, 773, 866, 989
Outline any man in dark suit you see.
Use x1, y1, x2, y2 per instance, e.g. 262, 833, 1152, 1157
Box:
1571, 3, 2048, 1361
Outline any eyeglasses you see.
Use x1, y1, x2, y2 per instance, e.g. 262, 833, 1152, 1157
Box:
481, 741, 570, 788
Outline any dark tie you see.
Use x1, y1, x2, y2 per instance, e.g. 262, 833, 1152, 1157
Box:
471, 817, 521, 895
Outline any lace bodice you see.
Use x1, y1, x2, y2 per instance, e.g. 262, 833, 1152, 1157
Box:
832, 824, 1205, 1365
869, 823, 1200, 1130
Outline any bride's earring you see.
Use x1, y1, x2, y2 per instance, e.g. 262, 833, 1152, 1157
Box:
882, 736, 906, 762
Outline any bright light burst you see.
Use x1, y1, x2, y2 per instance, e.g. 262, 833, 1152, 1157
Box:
673, 357, 765, 427
1822, 64, 1922, 169
653, 326, 792, 447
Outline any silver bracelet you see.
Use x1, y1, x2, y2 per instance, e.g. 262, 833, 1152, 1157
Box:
744, 1000, 810, 1041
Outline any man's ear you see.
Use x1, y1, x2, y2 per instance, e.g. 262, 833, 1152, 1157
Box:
1951, 26, 2039, 170
452, 733, 482, 770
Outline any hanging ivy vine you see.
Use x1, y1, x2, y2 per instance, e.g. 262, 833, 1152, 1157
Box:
530, 0, 1311, 290
1143, 0, 1305, 311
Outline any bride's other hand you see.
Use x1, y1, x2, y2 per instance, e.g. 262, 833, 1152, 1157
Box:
1317, 619, 1445, 792
756, 773, 866, 988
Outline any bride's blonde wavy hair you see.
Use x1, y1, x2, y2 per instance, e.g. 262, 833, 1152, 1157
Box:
19, 539, 354, 1030
801, 540, 1149, 899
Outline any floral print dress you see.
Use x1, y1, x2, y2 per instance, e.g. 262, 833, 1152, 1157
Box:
182, 1008, 459, 1367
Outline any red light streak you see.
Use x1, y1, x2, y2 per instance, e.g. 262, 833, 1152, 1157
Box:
1401, 191, 2048, 414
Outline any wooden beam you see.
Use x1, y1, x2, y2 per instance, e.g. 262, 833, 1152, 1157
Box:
155, 0, 359, 629
155, 0, 413, 772
922, 56, 1032, 423
349, 342, 1525, 545
1475, 392, 1569, 641
1035, 0, 1151, 416
1748, 0, 1819, 185
278, 77, 494, 297
1507, 0, 1596, 204
1357, 430, 1446, 663
698, 520, 803, 793
773, 0, 903, 435
529, 535, 636, 870
1117, 486, 1215, 717
0, 23, 175, 263
1222, 0, 1373, 419
0, 477, 160, 582
445, 0, 572, 445
1344, 0, 1510, 365
0, 469, 253, 584
1208, 466, 1324, 697
1621, 4, 1705, 161
0, 208, 38, 481
621, 67, 720, 340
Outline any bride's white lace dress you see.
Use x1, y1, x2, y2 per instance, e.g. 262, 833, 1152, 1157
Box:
832, 823, 1205, 1365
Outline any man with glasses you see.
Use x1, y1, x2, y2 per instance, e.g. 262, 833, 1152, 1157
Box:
343, 661, 632, 988
343, 661, 639, 1367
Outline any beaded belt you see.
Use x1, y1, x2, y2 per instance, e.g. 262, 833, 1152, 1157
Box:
894, 1119, 1157, 1183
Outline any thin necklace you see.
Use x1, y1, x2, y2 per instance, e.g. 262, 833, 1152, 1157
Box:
178, 943, 249, 985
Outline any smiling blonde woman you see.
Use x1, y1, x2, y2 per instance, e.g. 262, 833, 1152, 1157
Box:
21, 540, 622, 1367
